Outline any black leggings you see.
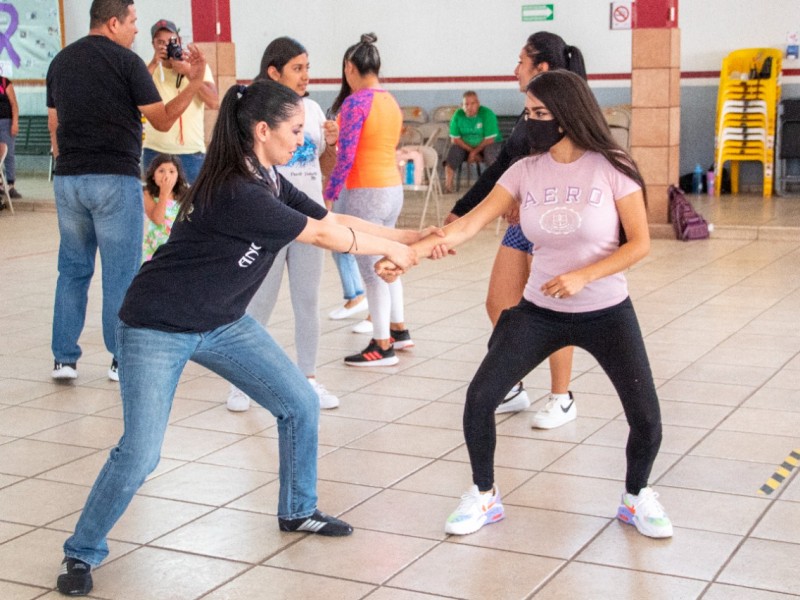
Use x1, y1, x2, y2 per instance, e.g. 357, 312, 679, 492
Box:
464, 297, 662, 495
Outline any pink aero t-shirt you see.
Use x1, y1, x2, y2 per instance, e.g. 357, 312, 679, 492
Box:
497, 151, 641, 313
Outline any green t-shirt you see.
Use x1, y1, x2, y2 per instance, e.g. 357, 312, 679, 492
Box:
449, 105, 502, 148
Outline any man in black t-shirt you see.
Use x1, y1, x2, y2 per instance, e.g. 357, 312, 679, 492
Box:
46, 0, 207, 385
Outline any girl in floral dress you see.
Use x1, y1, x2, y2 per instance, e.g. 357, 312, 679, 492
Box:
142, 154, 189, 261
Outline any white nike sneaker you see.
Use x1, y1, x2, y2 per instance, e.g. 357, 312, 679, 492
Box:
495, 381, 531, 414
531, 391, 576, 429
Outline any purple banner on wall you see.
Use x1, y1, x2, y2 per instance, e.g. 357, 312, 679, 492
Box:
0, 0, 61, 79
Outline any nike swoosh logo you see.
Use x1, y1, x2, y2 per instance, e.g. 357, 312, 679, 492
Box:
561, 399, 574, 413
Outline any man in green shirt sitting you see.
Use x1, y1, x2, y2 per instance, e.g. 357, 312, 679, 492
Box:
444, 90, 503, 193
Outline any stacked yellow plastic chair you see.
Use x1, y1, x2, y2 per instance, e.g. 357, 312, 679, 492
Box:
714, 48, 782, 197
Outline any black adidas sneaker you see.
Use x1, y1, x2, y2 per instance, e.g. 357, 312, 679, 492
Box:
278, 509, 354, 536
56, 556, 93, 596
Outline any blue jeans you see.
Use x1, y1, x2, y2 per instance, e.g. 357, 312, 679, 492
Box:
64, 316, 320, 566
142, 148, 205, 185
0, 118, 16, 183
52, 175, 143, 363
329, 198, 364, 300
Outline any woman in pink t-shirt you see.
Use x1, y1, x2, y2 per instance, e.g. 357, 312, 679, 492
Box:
379, 70, 672, 541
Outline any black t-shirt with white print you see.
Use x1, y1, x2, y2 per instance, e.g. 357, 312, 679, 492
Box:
119, 168, 328, 333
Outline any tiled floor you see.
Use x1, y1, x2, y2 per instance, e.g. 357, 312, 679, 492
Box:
1, 178, 799, 599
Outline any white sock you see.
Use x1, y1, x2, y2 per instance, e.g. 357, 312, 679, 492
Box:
550, 392, 570, 401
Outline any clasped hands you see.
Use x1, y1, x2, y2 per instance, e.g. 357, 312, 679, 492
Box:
374, 226, 454, 283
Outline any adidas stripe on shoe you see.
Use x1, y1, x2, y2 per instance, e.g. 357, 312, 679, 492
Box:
56, 556, 93, 596
344, 339, 399, 367
278, 509, 353, 536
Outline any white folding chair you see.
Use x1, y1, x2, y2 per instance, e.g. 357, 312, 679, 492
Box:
399, 144, 443, 228
0, 142, 15, 215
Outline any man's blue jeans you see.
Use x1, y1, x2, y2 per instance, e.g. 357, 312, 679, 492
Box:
51, 175, 143, 363
64, 315, 320, 566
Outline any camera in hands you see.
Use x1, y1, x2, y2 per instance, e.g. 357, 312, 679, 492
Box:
166, 38, 183, 61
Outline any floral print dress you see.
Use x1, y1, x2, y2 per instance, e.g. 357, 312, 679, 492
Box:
142, 196, 179, 262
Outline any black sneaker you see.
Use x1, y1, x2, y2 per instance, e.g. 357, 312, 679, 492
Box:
57, 557, 93, 596
278, 509, 354, 536
52, 361, 78, 380
108, 358, 119, 382
390, 328, 415, 350
8, 187, 21, 199
344, 339, 399, 367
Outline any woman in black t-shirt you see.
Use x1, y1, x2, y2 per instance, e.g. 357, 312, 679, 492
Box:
56, 79, 426, 597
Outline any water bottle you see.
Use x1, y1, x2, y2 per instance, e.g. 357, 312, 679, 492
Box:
706, 168, 715, 196
405, 160, 415, 185
692, 164, 704, 195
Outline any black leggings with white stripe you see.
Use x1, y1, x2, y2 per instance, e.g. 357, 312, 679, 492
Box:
464, 297, 662, 495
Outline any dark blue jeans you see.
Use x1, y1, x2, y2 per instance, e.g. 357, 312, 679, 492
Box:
465, 297, 662, 495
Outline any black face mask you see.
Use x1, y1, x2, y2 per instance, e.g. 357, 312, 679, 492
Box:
526, 118, 565, 152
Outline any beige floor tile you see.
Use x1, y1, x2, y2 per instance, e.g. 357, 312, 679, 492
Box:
690, 430, 798, 464
450, 503, 608, 559
0, 479, 89, 526
160, 424, 245, 462
743, 387, 800, 412
545, 444, 680, 483
366, 588, 453, 600
780, 473, 800, 502
656, 378, 755, 406
0, 527, 136, 588
0, 405, 81, 437
266, 528, 437, 585
657, 485, 769, 535
104, 495, 215, 545
0, 521, 33, 544
153, 507, 294, 563
0, 438, 95, 476
764, 369, 800, 391
342, 488, 454, 540
91, 546, 248, 600
497, 413, 608, 444
703, 583, 800, 600
399, 358, 479, 382
391, 459, 534, 498
751, 500, 800, 544
323, 392, 429, 423
719, 407, 800, 438
138, 463, 274, 505
347, 423, 465, 458
585, 420, 708, 455
0, 581, 48, 600
0, 379, 73, 405
196, 435, 281, 472
386, 542, 562, 600
535, 562, 705, 599
174, 374, 233, 401
358, 374, 466, 401
203, 565, 375, 600
717, 538, 800, 595
505, 472, 631, 517
317, 447, 432, 488
660, 455, 776, 495
174, 403, 275, 435
579, 524, 740, 580
674, 362, 777, 387
445, 435, 574, 473
395, 400, 465, 430
28, 414, 123, 449
658, 400, 733, 428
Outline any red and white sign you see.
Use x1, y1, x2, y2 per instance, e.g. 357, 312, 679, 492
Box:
610, 2, 632, 30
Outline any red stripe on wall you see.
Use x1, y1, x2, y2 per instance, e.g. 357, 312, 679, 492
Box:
190, 0, 231, 42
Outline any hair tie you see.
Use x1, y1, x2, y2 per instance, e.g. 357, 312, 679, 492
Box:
236, 84, 247, 99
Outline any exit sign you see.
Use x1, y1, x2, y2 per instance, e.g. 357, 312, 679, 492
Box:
522, 4, 554, 21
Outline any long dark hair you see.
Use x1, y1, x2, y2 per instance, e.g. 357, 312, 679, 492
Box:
330, 32, 380, 115
527, 70, 646, 204
255, 37, 307, 82
525, 31, 587, 80
179, 80, 302, 218
144, 153, 189, 201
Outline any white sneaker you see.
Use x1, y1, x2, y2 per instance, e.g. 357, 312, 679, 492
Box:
329, 299, 369, 320
617, 487, 673, 538
227, 386, 251, 412
107, 359, 119, 382
531, 391, 576, 429
444, 484, 505, 535
309, 379, 340, 409
52, 361, 78, 380
352, 319, 373, 334
495, 382, 531, 414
